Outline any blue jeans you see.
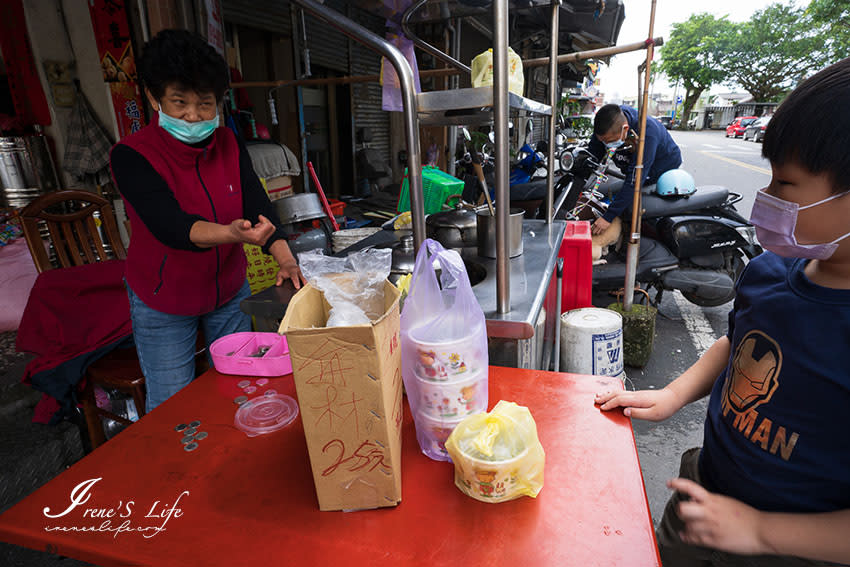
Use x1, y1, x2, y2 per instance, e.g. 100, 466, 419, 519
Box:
127, 280, 251, 413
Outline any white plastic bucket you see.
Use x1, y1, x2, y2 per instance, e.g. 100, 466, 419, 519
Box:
559, 308, 624, 378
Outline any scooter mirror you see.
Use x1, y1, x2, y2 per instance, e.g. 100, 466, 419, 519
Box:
462, 127, 472, 142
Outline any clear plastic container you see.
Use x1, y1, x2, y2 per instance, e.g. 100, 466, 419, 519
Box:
234, 394, 299, 437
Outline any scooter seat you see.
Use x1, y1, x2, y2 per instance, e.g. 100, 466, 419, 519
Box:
510, 179, 548, 200
638, 185, 729, 219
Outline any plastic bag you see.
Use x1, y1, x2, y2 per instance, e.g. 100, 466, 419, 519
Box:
470, 47, 524, 96
298, 248, 391, 327
400, 239, 489, 461
445, 400, 545, 502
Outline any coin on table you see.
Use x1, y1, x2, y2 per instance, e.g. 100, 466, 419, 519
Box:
264, 389, 278, 397
184, 427, 197, 436
181, 435, 195, 444
256, 378, 269, 387
244, 386, 257, 394
194, 431, 208, 441
184, 442, 199, 452
189, 420, 201, 428
237, 380, 251, 389
174, 423, 188, 432
234, 395, 249, 405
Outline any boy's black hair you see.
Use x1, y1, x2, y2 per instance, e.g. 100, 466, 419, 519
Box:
593, 104, 627, 136
763, 57, 850, 193
138, 29, 229, 102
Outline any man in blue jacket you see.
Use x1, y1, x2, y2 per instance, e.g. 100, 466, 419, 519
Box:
586, 104, 682, 258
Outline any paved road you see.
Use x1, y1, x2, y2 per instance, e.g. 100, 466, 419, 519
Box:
592, 129, 772, 527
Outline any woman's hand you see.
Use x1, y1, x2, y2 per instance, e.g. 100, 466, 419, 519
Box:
670, 478, 770, 556
276, 259, 306, 290
229, 214, 275, 246
267, 239, 306, 289
595, 387, 683, 421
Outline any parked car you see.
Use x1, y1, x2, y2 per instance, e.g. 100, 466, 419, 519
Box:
656, 116, 674, 129
743, 115, 771, 142
725, 116, 758, 138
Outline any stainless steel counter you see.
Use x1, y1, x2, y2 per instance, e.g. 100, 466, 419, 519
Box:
462, 219, 565, 340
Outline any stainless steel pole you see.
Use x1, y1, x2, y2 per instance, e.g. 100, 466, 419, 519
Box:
401, 0, 471, 74
493, 0, 510, 314
623, 0, 658, 311
546, 0, 560, 224
290, 0, 425, 250
447, 18, 461, 177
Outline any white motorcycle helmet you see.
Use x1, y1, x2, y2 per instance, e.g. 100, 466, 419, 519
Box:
655, 169, 696, 197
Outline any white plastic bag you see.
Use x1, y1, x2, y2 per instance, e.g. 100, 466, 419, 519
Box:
400, 239, 489, 461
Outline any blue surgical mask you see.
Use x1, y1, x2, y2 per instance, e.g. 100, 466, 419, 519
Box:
605, 139, 625, 149
158, 110, 219, 144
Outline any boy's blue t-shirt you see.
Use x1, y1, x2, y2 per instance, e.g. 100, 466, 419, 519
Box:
700, 252, 850, 513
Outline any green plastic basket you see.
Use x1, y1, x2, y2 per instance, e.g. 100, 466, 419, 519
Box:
397, 166, 464, 214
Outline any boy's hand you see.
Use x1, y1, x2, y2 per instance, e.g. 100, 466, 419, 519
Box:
670, 478, 770, 556
594, 387, 682, 421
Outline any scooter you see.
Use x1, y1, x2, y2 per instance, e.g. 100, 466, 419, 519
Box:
558, 146, 763, 307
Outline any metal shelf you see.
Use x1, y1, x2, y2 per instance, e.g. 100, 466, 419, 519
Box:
416, 86, 551, 126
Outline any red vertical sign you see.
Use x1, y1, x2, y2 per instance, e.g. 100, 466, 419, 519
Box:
87, 0, 146, 139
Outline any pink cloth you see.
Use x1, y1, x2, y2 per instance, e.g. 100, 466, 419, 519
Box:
0, 239, 39, 332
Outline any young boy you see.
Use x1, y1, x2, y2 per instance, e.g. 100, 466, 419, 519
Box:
595, 58, 850, 566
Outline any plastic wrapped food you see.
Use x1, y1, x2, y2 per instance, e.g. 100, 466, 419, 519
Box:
445, 400, 545, 503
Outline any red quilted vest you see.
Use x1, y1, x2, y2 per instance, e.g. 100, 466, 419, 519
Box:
115, 115, 247, 316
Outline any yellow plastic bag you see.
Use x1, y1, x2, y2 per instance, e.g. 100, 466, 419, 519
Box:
445, 400, 545, 503
470, 48, 525, 96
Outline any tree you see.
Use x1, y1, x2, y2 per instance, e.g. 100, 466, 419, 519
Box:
725, 2, 827, 102
807, 0, 850, 61
659, 14, 736, 125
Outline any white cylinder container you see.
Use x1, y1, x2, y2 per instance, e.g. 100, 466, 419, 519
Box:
559, 308, 624, 378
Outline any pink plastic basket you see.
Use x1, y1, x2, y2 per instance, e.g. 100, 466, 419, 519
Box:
210, 332, 292, 377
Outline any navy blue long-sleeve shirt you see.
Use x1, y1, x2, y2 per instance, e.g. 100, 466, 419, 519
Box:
587, 105, 682, 222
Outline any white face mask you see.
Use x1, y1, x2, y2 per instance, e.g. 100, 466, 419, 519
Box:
604, 126, 627, 149
749, 188, 850, 259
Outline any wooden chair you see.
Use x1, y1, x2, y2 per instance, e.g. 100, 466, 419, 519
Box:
20, 191, 206, 449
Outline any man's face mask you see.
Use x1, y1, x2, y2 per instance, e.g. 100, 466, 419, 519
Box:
749, 188, 850, 259
604, 125, 628, 149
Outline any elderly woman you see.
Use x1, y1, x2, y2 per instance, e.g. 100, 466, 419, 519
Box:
110, 29, 304, 411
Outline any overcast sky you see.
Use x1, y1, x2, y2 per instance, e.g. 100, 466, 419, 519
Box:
597, 0, 798, 102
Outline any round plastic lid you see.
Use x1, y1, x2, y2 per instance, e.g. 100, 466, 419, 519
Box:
234, 394, 299, 437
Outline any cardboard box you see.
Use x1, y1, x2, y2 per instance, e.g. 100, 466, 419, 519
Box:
279, 279, 403, 511
264, 175, 294, 201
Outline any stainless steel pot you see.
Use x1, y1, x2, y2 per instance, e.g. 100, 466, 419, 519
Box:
389, 233, 416, 284
425, 206, 478, 249
274, 193, 326, 224
476, 208, 524, 258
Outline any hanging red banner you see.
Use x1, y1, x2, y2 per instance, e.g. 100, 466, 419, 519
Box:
88, 0, 146, 139
0, 0, 52, 126
110, 82, 144, 139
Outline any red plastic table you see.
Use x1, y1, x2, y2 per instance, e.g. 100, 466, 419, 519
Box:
0, 367, 661, 566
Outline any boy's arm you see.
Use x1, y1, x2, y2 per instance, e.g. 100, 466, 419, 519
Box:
672, 479, 850, 564
666, 335, 730, 407
596, 336, 729, 421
